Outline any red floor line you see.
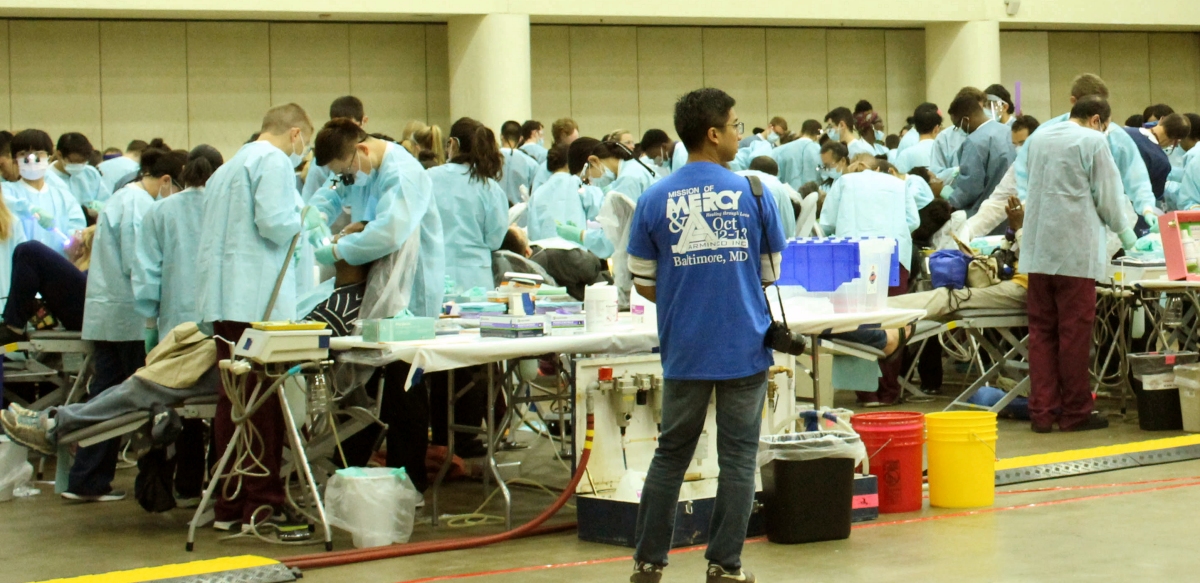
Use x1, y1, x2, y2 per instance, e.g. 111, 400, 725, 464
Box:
394, 479, 1200, 583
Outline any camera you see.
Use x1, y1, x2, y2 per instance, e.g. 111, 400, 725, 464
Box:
764, 321, 807, 356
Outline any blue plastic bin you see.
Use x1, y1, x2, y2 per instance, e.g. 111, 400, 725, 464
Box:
777, 239, 860, 291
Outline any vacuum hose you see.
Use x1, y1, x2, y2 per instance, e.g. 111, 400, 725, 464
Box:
283, 414, 595, 571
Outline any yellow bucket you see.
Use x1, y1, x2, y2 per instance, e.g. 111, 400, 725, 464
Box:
925, 412, 998, 508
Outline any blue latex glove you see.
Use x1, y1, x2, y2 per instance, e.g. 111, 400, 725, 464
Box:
315, 244, 338, 265
556, 221, 584, 244
1118, 228, 1138, 250
1144, 211, 1160, 233
143, 327, 158, 354
86, 200, 105, 213
30, 206, 54, 229
302, 206, 331, 245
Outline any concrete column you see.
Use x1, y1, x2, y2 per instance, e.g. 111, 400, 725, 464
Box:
447, 14, 532, 132
925, 20, 1001, 109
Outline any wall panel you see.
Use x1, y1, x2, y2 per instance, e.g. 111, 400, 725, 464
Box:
424, 24, 451, 132
884, 29, 925, 135
765, 28, 827, 132
1047, 32, 1100, 116
0, 22, 11, 132
569, 26, 638, 139
530, 25, 571, 128
99, 21, 188, 151
826, 29, 887, 125
1149, 33, 1200, 115
637, 27, 702, 139
186, 21, 271, 159
1000, 31, 1051, 121
349, 24, 427, 139
703, 28, 767, 133
270, 23, 350, 129
1099, 32, 1150, 123
10, 20, 101, 143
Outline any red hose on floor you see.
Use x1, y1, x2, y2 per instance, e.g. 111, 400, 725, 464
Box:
284, 415, 595, 571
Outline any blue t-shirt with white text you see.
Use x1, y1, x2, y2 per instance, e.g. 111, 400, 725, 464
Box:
627, 162, 787, 380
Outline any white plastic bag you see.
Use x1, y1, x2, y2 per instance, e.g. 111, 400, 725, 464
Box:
757, 431, 867, 468
325, 467, 420, 548
0, 437, 35, 502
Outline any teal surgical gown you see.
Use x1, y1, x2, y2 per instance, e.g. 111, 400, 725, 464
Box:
50, 164, 106, 206
316, 143, 444, 318
430, 162, 507, 295
526, 171, 612, 258
194, 141, 303, 323
97, 156, 140, 198
769, 137, 821, 190
500, 147, 539, 206
133, 187, 206, 337
1016, 113, 1156, 216
4, 179, 86, 255
894, 138, 936, 174
82, 183, 155, 341
818, 171, 919, 271
608, 158, 657, 203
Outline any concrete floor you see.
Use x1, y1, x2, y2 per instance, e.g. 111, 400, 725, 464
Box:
4, 391, 1198, 583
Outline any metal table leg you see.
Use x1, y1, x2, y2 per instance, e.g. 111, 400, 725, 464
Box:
431, 369, 455, 527
278, 383, 333, 551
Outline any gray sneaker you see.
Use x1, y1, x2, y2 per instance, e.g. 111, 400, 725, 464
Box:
0, 408, 55, 455
630, 562, 664, 583
707, 564, 756, 583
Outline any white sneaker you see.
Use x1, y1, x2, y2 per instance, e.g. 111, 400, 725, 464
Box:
61, 490, 126, 502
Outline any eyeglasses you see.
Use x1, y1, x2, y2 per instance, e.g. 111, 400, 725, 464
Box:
725, 121, 745, 136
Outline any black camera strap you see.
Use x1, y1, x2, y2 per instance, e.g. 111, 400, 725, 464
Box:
747, 175, 790, 330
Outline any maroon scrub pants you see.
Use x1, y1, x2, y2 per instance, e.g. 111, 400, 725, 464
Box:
1026, 273, 1097, 429
212, 320, 286, 524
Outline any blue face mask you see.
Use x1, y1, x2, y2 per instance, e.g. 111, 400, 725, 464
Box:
826, 127, 840, 142
537, 137, 545, 147
592, 165, 616, 188
821, 167, 842, 182
875, 130, 885, 141
766, 131, 779, 145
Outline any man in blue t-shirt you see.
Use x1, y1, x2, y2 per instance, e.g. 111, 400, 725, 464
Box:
626, 88, 786, 583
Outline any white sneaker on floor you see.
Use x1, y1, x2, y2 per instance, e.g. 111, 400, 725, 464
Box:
61, 490, 126, 502
175, 496, 201, 509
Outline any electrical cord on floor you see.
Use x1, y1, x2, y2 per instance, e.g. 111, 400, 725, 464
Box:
441, 478, 575, 528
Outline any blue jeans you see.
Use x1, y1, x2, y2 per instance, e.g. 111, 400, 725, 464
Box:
633, 371, 767, 571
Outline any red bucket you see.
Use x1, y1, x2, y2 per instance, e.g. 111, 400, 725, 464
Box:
851, 412, 925, 514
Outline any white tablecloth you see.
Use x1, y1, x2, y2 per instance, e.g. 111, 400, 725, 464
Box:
331, 308, 925, 389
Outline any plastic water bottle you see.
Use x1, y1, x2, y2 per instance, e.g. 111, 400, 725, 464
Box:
308, 374, 331, 417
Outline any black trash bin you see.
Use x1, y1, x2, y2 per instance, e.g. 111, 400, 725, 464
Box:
1129, 352, 1198, 431
759, 431, 864, 544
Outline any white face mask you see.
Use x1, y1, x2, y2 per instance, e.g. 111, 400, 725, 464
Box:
19, 154, 48, 181
352, 150, 371, 183
289, 133, 307, 168
64, 162, 88, 176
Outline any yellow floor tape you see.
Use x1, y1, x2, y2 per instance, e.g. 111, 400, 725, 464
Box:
32, 555, 278, 583
996, 434, 1200, 471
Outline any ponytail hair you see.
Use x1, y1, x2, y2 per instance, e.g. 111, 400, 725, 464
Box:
415, 125, 445, 166
140, 147, 187, 183
180, 144, 224, 188
568, 137, 639, 176
449, 117, 503, 183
